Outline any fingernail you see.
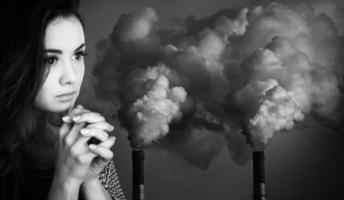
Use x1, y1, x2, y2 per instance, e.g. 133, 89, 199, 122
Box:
111, 136, 116, 143
62, 116, 71, 122
110, 126, 115, 131
80, 129, 89, 135
89, 144, 96, 150
73, 115, 81, 121
77, 104, 83, 108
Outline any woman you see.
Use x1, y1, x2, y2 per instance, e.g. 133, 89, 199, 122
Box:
0, 0, 126, 200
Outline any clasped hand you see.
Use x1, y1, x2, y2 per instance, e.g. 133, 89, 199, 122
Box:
54, 105, 115, 184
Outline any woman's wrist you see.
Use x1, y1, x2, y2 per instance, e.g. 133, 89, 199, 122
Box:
81, 177, 112, 200
48, 174, 82, 200
82, 177, 98, 186
54, 170, 83, 187
81, 177, 100, 194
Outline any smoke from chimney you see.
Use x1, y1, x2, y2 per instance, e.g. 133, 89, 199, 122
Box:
83, 0, 344, 169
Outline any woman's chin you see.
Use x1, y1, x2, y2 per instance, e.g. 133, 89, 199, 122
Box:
35, 98, 77, 114
50, 101, 76, 113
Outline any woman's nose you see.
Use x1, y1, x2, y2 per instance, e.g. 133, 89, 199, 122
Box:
59, 59, 77, 85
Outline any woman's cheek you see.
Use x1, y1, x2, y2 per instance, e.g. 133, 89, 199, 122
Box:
77, 64, 85, 87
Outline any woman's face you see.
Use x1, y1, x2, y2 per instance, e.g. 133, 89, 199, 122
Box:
35, 16, 86, 113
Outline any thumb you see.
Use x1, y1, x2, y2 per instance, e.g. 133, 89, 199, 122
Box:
59, 121, 71, 140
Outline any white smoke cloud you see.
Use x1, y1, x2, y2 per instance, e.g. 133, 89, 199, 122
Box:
232, 2, 311, 60
227, 2, 343, 150
114, 7, 158, 42
127, 64, 187, 148
197, 30, 226, 64
215, 8, 249, 39
247, 80, 304, 150
235, 79, 279, 113
242, 39, 313, 113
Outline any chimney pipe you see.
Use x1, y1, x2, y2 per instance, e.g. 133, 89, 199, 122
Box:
132, 150, 145, 200
253, 151, 267, 200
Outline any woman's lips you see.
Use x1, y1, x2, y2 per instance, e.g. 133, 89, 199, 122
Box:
56, 91, 76, 102
56, 91, 76, 97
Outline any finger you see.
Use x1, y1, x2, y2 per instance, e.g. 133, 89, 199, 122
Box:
73, 105, 90, 114
73, 135, 92, 150
85, 121, 114, 133
59, 121, 72, 139
72, 112, 105, 124
61, 105, 75, 119
80, 128, 109, 142
88, 144, 114, 160
98, 136, 116, 149
62, 105, 89, 123
64, 122, 86, 145
77, 152, 97, 164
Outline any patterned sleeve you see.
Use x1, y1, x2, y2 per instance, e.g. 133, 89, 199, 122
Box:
98, 160, 127, 200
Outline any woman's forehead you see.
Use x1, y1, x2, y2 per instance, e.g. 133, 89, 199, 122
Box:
44, 16, 85, 50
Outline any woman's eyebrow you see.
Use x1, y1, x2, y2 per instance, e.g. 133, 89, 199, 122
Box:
74, 43, 85, 52
45, 49, 62, 54
44, 43, 85, 54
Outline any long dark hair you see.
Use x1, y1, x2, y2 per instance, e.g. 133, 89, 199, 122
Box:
0, 0, 83, 199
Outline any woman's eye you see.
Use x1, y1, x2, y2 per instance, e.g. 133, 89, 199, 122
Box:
74, 51, 88, 61
44, 56, 58, 65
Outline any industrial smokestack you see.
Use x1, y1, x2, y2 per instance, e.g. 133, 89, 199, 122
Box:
132, 149, 145, 200
253, 151, 267, 200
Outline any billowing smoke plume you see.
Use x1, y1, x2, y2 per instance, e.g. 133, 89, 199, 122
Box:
114, 7, 158, 42
226, 2, 343, 150
236, 79, 305, 150
86, 0, 344, 168
125, 64, 187, 148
